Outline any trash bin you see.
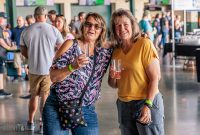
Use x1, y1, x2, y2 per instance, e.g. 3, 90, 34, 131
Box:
196, 48, 200, 82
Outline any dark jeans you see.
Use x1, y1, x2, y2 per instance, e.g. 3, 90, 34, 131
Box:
0, 59, 4, 73
43, 90, 99, 135
117, 93, 165, 135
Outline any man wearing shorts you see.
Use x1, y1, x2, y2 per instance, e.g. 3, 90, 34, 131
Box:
20, 6, 63, 132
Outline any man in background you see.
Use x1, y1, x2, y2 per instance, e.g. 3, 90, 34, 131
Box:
139, 10, 155, 41
11, 16, 26, 81
19, 15, 35, 99
48, 9, 56, 26
26, 15, 35, 26
20, 6, 63, 133
71, 11, 86, 38
0, 12, 16, 98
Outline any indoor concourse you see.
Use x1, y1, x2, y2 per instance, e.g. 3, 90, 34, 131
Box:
0, 57, 200, 135
0, 0, 199, 135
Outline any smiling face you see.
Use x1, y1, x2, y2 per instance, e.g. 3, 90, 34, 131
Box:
114, 16, 132, 42
110, 9, 141, 47
83, 16, 103, 42
55, 16, 64, 32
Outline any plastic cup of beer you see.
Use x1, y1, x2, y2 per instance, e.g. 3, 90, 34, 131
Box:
84, 44, 90, 57
111, 59, 121, 79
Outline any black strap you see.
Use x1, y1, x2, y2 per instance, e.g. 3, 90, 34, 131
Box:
79, 49, 97, 100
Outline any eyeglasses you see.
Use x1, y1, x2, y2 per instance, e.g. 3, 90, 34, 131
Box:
84, 22, 102, 30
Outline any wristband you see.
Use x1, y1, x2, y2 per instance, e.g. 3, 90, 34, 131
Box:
145, 99, 153, 108
68, 64, 74, 72
144, 103, 152, 109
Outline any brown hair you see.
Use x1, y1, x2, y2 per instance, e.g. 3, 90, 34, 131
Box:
48, 10, 56, 15
110, 8, 141, 48
78, 12, 86, 18
79, 12, 106, 46
25, 15, 33, 21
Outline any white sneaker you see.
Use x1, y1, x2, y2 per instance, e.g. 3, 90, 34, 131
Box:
26, 122, 35, 131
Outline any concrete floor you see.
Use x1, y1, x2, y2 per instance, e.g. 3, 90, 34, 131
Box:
1, 57, 200, 135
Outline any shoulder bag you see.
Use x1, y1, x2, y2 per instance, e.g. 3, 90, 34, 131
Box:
58, 49, 97, 130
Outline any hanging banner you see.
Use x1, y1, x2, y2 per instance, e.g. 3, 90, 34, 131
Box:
35, 0, 46, 5
79, 0, 110, 6
162, 0, 170, 5
96, 0, 104, 5
46, 0, 54, 5
16, 0, 54, 6
174, 0, 200, 10
149, 0, 163, 5
16, 0, 24, 6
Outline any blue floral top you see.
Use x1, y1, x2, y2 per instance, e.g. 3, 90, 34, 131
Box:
51, 40, 112, 106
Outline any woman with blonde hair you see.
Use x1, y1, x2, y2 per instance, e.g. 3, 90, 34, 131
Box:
43, 12, 112, 135
108, 9, 164, 135
55, 15, 74, 40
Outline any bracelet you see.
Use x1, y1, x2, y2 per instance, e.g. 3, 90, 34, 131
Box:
68, 64, 74, 72
144, 103, 152, 109
145, 99, 153, 108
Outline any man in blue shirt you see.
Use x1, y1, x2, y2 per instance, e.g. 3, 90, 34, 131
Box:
11, 16, 26, 81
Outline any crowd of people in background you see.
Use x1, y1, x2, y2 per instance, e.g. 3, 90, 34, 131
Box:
0, 6, 89, 134
0, 9, 184, 91
0, 6, 169, 135
139, 10, 184, 50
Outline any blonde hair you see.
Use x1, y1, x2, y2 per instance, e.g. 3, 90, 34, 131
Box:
110, 8, 141, 48
55, 15, 70, 39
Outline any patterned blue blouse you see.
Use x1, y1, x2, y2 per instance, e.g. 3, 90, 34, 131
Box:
51, 40, 112, 106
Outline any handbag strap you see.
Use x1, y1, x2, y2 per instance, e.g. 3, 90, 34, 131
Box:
79, 48, 97, 101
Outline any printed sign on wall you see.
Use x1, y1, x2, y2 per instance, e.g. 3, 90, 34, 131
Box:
174, 0, 200, 10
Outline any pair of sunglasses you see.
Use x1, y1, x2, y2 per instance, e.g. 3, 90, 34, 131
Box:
84, 22, 103, 30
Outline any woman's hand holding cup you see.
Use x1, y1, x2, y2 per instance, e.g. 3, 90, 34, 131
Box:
110, 59, 122, 79
72, 54, 89, 70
